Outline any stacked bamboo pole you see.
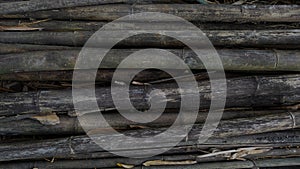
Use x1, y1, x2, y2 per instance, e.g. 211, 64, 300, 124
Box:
0, 1, 300, 169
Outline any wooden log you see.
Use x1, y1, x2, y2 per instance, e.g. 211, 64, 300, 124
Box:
0, 30, 299, 48
0, 74, 299, 116
0, 128, 299, 162
0, 0, 169, 15
0, 49, 299, 75
0, 43, 75, 54
144, 158, 300, 169
1, 20, 300, 31
0, 110, 283, 135
1, 4, 300, 22
0, 69, 221, 82
0, 150, 299, 169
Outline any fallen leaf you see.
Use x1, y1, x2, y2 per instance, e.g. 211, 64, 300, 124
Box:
0, 25, 43, 31
31, 113, 60, 125
117, 163, 134, 169
143, 160, 197, 166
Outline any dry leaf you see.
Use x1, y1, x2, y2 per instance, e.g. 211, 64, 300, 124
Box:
31, 113, 60, 125
117, 163, 134, 169
0, 25, 43, 31
143, 160, 197, 166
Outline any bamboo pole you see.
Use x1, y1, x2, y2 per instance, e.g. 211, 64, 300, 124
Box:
0, 0, 173, 15
0, 128, 299, 162
144, 158, 300, 169
1, 4, 300, 22
0, 110, 284, 135
0, 49, 299, 75
0, 152, 299, 169
0, 43, 76, 54
1, 20, 299, 32
0, 30, 299, 48
0, 74, 299, 116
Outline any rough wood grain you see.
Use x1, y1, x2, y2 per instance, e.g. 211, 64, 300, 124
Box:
0, 75, 299, 116
0, 49, 299, 75
1, 4, 300, 22
0, 30, 299, 48
0, 128, 299, 162
2, 20, 299, 31
0, 0, 142, 15
0, 110, 283, 135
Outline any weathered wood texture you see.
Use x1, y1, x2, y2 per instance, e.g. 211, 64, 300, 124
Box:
2, 20, 300, 31
0, 129, 299, 162
0, 49, 299, 74
0, 75, 299, 116
0, 110, 286, 135
0, 151, 299, 169
0, 30, 299, 48
0, 43, 76, 54
0, 0, 174, 15
0, 69, 213, 82
1, 4, 300, 22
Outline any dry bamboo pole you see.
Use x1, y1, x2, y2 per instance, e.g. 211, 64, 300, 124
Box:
0, 74, 299, 116
196, 147, 300, 163
0, 43, 76, 54
1, 4, 300, 22
0, 151, 299, 169
144, 158, 300, 169
0, 0, 177, 15
0, 69, 214, 82
2, 20, 300, 31
0, 30, 299, 48
0, 127, 299, 162
0, 110, 284, 135
0, 49, 299, 75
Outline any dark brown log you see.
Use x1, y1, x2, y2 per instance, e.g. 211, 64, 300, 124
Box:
0, 49, 299, 75
0, 74, 299, 116
2, 20, 300, 31
0, 69, 214, 82
0, 150, 299, 169
0, 43, 76, 54
0, 0, 145, 15
0, 110, 283, 135
1, 4, 300, 22
0, 30, 299, 48
144, 158, 300, 169
0, 128, 299, 162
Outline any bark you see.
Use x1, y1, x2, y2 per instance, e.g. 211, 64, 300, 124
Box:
0, 43, 76, 54
0, 128, 299, 162
2, 20, 300, 31
0, 0, 177, 15
0, 30, 299, 48
1, 4, 300, 22
0, 110, 283, 135
0, 49, 299, 75
0, 74, 299, 116
0, 152, 299, 169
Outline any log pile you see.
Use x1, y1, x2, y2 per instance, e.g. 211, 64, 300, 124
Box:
0, 0, 300, 168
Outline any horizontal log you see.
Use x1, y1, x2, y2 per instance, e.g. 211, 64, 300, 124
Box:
0, 70, 226, 82
0, 49, 299, 74
0, 43, 75, 54
0, 150, 299, 169
0, 110, 283, 135
0, 0, 179, 15
2, 20, 300, 31
0, 74, 299, 116
0, 30, 299, 48
1, 4, 300, 22
144, 158, 300, 169
0, 128, 299, 162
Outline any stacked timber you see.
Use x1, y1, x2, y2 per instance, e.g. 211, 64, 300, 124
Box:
0, 0, 300, 169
